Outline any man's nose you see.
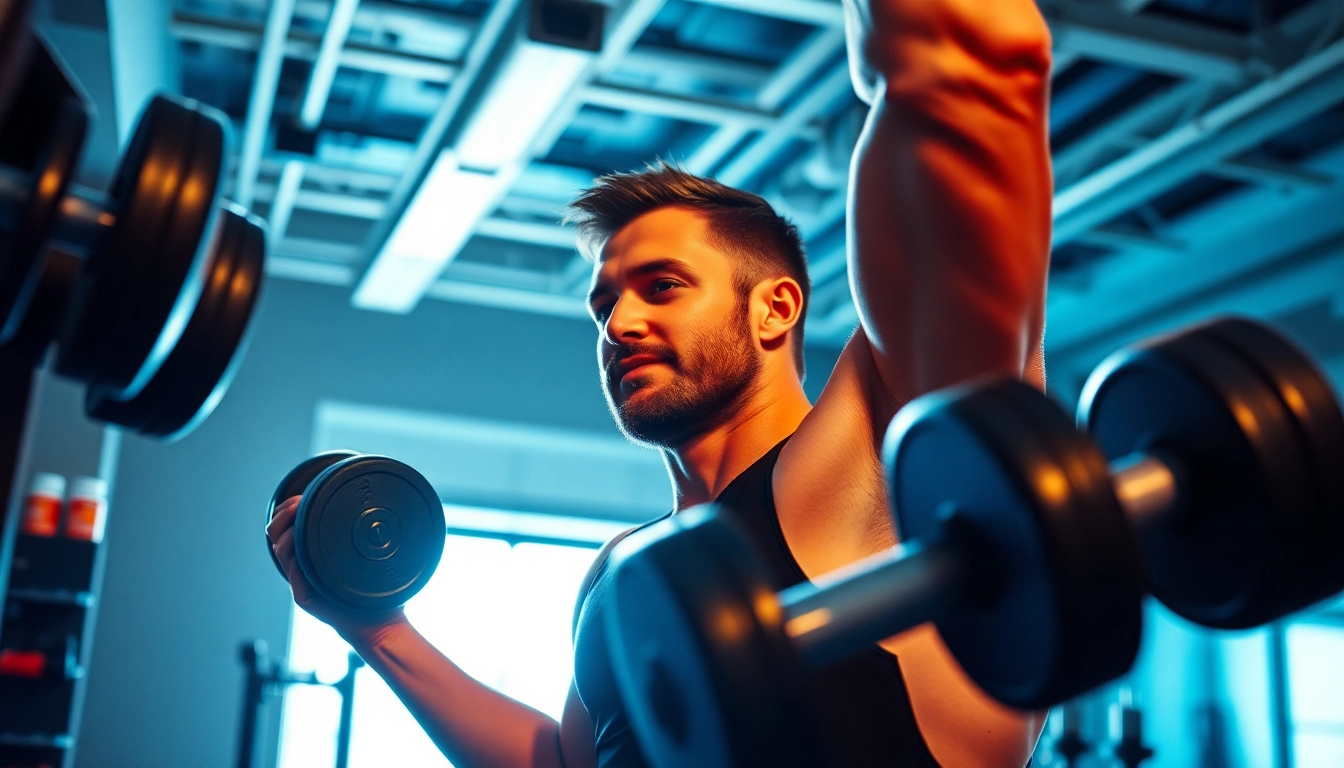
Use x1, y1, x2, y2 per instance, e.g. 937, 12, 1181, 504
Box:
602, 296, 648, 345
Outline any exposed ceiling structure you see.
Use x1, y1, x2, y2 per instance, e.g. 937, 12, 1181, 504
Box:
163, 0, 1344, 350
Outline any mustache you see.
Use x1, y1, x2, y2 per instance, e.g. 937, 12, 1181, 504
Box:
604, 342, 678, 382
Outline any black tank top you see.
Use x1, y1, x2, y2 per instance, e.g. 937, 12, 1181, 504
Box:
572, 436, 941, 767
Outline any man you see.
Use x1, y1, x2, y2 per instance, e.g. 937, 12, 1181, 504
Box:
267, 0, 1053, 765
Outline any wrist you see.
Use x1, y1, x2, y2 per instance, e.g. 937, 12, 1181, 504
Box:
334, 610, 411, 650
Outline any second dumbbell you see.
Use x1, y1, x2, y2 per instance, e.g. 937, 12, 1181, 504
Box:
266, 452, 446, 614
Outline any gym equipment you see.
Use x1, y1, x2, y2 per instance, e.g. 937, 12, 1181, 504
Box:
1047, 702, 1091, 768
85, 203, 266, 441
235, 639, 362, 768
0, 29, 89, 340
605, 377, 1145, 766
52, 92, 228, 399
0, 1, 34, 123
605, 317, 1344, 768
266, 453, 446, 614
1081, 317, 1344, 628
0, 16, 266, 446
1110, 693, 1155, 768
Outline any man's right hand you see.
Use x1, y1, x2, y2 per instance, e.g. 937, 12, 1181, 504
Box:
265, 494, 408, 645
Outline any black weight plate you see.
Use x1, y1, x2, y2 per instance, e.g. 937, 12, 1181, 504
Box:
1200, 318, 1344, 606
606, 506, 826, 768
886, 377, 1143, 708
0, 95, 86, 343
266, 451, 360, 579
84, 203, 266, 441
1080, 325, 1319, 629
0, 1, 35, 124
55, 94, 228, 399
296, 456, 445, 613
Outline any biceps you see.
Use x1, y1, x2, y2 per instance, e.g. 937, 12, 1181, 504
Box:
849, 39, 1051, 395
558, 682, 597, 768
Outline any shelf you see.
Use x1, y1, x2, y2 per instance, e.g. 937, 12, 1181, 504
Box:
5, 588, 94, 607
0, 731, 71, 748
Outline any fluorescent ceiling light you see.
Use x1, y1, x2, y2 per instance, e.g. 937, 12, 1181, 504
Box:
455, 38, 594, 171
353, 150, 505, 312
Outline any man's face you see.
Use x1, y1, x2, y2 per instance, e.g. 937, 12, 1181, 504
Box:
586, 207, 763, 447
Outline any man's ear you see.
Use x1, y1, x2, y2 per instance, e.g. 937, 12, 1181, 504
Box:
755, 277, 804, 348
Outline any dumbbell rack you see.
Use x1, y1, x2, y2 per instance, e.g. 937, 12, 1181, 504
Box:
0, 248, 87, 768
0, 4, 268, 765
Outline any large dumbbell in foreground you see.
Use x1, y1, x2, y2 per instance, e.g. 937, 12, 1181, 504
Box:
266, 452, 446, 614
1078, 316, 1344, 628
605, 406, 1146, 765
606, 317, 1344, 768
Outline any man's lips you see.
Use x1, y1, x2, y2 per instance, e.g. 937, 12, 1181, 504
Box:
616, 354, 664, 380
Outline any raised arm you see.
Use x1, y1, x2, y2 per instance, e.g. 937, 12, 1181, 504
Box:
845, 0, 1052, 403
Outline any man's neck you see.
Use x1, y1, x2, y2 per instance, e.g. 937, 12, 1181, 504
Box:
662, 377, 812, 510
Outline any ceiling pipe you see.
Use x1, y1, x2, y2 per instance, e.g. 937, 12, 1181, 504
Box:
298, 0, 361, 131
234, 0, 297, 209
1054, 36, 1344, 244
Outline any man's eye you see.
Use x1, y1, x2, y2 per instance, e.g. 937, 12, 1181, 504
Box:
651, 280, 678, 294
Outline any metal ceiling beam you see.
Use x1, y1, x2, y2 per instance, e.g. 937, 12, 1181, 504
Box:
620, 44, 774, 91
475, 217, 578, 249
270, 243, 594, 323
355, 0, 524, 268
1073, 224, 1187, 252
692, 0, 844, 28
1053, 36, 1344, 244
1052, 80, 1214, 185
169, 12, 460, 83
1045, 1, 1254, 84
266, 160, 307, 239
234, 0, 296, 208
716, 64, 852, 188
298, 0, 361, 130
527, 0, 671, 159
253, 180, 388, 219
686, 25, 844, 175
582, 83, 782, 130
1209, 155, 1337, 189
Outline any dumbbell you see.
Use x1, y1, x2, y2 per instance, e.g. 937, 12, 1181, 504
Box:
85, 202, 266, 442
604, 317, 1344, 768
604, 390, 1145, 768
0, 43, 230, 400
266, 452, 447, 614
0, 0, 35, 131
1078, 316, 1344, 628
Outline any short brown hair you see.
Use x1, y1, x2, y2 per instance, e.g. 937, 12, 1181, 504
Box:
566, 162, 810, 374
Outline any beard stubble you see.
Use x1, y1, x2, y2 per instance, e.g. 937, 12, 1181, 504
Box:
603, 303, 763, 448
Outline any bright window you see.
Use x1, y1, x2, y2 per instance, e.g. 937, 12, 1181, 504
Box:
1287, 621, 1344, 768
276, 526, 601, 768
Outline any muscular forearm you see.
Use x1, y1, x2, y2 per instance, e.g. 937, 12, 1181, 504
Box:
343, 620, 565, 768
844, 0, 1053, 396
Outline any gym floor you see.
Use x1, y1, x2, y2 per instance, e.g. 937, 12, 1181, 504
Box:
4, 0, 1344, 767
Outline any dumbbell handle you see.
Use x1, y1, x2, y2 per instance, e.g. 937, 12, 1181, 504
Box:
770, 450, 1176, 671
1109, 453, 1180, 530
0, 163, 113, 252
778, 536, 966, 669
